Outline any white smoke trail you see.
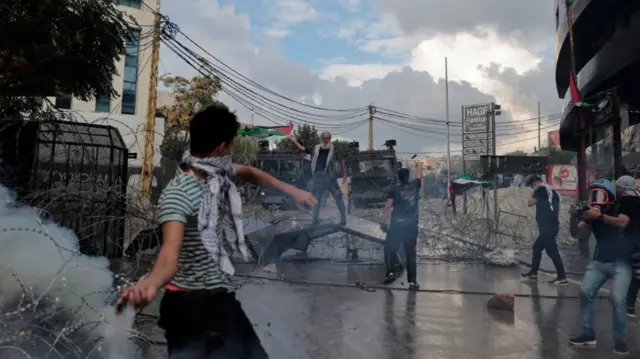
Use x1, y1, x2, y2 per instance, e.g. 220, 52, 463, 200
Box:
0, 184, 136, 358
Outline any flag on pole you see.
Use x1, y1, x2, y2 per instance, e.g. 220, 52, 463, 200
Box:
568, 71, 591, 107
450, 173, 488, 196
238, 122, 293, 139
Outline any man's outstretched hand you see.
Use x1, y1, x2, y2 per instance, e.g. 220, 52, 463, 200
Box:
290, 188, 317, 209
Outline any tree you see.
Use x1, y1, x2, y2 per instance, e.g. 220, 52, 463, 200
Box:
332, 139, 352, 159
158, 75, 257, 168
0, 0, 130, 101
505, 150, 528, 156
276, 124, 320, 151
539, 145, 576, 165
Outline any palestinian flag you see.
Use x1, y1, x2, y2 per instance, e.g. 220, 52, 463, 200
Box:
238, 122, 293, 139
568, 71, 591, 107
450, 174, 488, 196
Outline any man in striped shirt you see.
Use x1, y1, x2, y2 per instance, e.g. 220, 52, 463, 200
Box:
120, 106, 317, 358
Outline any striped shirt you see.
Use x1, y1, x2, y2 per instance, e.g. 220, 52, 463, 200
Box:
157, 170, 230, 290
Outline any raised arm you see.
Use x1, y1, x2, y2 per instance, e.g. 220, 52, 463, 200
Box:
287, 134, 306, 152
234, 164, 317, 208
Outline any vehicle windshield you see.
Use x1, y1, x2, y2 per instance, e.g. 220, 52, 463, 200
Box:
351, 159, 394, 176
279, 160, 301, 176
258, 160, 279, 175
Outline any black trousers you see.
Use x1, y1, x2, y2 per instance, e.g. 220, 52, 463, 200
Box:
529, 225, 566, 279
384, 220, 419, 283
158, 289, 269, 359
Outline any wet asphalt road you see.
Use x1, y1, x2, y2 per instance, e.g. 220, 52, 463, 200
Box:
137, 261, 639, 359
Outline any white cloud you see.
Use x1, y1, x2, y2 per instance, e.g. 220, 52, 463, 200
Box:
320, 63, 403, 86
160, 0, 563, 156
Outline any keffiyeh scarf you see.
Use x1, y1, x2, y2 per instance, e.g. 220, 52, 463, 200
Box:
538, 184, 556, 211
181, 151, 249, 276
310, 143, 334, 175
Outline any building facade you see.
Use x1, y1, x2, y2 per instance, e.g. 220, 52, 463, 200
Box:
46, 0, 164, 168
555, 0, 640, 175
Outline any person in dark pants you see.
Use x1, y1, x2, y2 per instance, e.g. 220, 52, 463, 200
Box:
288, 132, 348, 225
613, 175, 640, 319
117, 106, 317, 358
568, 179, 632, 355
521, 176, 568, 285
379, 163, 423, 290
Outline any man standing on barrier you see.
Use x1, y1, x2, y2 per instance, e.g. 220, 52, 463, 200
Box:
118, 106, 317, 359
379, 163, 423, 290
288, 132, 348, 225
521, 175, 568, 285
614, 175, 640, 319
568, 179, 632, 355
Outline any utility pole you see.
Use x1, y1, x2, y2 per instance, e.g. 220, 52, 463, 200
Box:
140, 4, 161, 202
368, 103, 375, 151
445, 57, 451, 196
537, 101, 541, 153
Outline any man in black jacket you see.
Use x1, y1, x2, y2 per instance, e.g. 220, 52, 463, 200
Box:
520, 176, 568, 285
379, 163, 423, 290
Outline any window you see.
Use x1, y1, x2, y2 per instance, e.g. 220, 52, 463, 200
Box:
116, 0, 141, 9
121, 28, 140, 115
95, 94, 110, 113
55, 94, 72, 109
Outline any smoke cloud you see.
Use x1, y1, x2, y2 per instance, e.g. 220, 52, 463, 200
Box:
0, 184, 135, 358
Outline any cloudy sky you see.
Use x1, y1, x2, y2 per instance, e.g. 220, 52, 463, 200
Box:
158, 0, 568, 157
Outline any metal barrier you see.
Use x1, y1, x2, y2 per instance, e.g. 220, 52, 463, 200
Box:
0, 120, 128, 257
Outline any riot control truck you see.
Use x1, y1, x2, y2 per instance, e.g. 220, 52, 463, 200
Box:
251, 146, 307, 209
346, 140, 398, 209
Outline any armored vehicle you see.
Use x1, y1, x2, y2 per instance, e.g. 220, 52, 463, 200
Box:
346, 141, 398, 209
251, 148, 306, 208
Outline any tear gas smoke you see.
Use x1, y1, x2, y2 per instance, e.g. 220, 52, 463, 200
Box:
0, 184, 136, 358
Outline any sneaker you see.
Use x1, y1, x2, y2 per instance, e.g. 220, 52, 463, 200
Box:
549, 278, 569, 286
568, 335, 597, 347
627, 308, 637, 319
614, 343, 629, 355
383, 272, 396, 285
408, 282, 420, 290
520, 273, 538, 282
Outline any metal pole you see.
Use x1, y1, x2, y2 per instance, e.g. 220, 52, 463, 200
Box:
612, 94, 623, 179
445, 57, 451, 198
462, 105, 467, 214
486, 109, 490, 221
492, 109, 498, 224
368, 104, 374, 151
537, 101, 541, 152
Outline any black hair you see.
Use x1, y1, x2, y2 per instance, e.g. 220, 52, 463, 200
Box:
189, 105, 239, 156
524, 175, 542, 187
398, 168, 410, 184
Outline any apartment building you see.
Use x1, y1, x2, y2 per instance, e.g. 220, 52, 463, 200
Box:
46, 0, 164, 167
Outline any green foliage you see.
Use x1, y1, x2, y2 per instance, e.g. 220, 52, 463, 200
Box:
539, 145, 576, 165
332, 139, 352, 159
158, 76, 256, 168
158, 75, 224, 129
505, 150, 528, 156
277, 124, 320, 150
0, 0, 130, 100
